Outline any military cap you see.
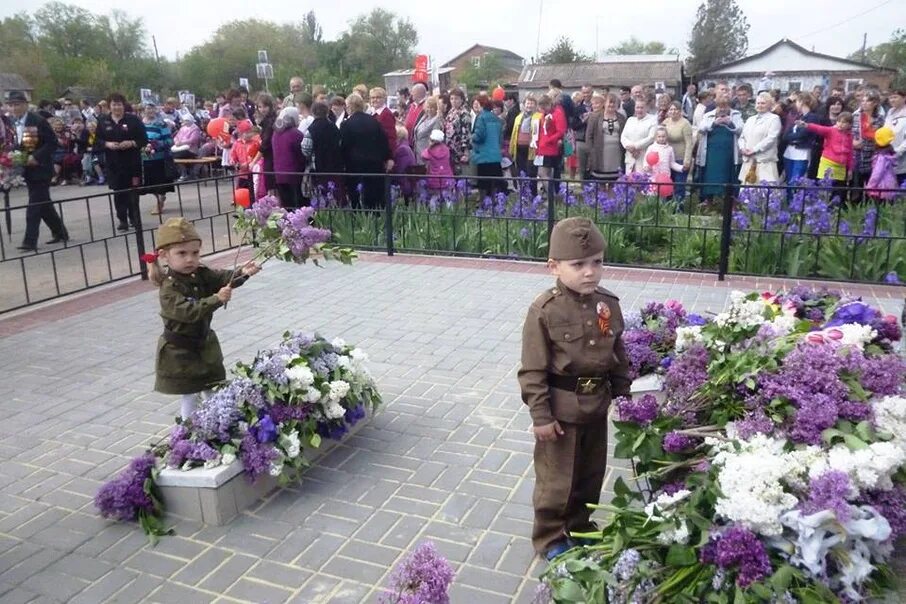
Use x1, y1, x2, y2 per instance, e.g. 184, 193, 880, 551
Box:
548, 217, 606, 260
156, 217, 201, 249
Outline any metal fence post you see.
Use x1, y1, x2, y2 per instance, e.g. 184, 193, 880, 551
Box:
131, 189, 149, 280
384, 174, 394, 257
546, 178, 555, 246
717, 183, 733, 281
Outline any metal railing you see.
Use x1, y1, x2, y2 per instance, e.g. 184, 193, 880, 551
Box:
2, 170, 903, 314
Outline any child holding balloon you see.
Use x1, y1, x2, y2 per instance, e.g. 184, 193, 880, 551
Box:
644, 126, 683, 199
230, 120, 260, 202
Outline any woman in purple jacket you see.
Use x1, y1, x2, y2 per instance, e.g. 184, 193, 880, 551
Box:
271, 107, 306, 208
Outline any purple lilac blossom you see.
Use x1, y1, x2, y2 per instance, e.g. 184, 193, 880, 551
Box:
800, 471, 853, 521
239, 433, 280, 482
191, 388, 242, 443
660, 481, 687, 496
612, 548, 642, 581
616, 394, 659, 425
94, 453, 157, 521
700, 527, 772, 588
686, 313, 707, 326
884, 271, 902, 285
623, 329, 661, 378
253, 352, 291, 386
278, 206, 332, 260
244, 195, 281, 227
861, 487, 906, 539
663, 344, 710, 409
662, 431, 698, 453
270, 404, 312, 423
733, 411, 775, 439
167, 440, 220, 468
380, 541, 454, 604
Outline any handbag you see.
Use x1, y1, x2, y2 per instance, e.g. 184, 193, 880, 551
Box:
164, 156, 179, 182
744, 161, 758, 184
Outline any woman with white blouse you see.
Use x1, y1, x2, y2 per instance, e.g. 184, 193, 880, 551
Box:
620, 96, 657, 174
738, 92, 782, 184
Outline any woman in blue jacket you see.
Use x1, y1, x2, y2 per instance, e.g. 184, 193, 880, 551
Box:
471, 94, 504, 199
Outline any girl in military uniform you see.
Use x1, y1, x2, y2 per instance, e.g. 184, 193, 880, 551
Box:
518, 217, 632, 561
146, 217, 261, 418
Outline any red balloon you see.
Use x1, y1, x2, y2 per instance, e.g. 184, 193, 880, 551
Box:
233, 187, 251, 208
207, 117, 231, 145
652, 172, 673, 197
646, 151, 660, 166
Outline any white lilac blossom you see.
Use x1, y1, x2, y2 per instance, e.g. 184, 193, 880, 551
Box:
328, 380, 350, 403
674, 325, 703, 352
268, 460, 284, 477
306, 388, 322, 404
657, 520, 691, 545
812, 442, 906, 491
714, 292, 770, 329
331, 337, 346, 349
285, 365, 315, 387
871, 395, 906, 445
280, 432, 301, 459
711, 435, 801, 535
325, 402, 346, 420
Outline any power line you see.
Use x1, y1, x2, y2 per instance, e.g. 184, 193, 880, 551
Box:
747, 0, 896, 54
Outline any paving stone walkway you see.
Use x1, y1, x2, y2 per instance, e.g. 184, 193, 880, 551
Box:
0, 256, 901, 603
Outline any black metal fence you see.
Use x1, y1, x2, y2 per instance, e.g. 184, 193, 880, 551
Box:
1, 170, 903, 313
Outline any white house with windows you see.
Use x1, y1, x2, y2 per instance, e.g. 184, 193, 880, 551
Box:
697, 39, 895, 95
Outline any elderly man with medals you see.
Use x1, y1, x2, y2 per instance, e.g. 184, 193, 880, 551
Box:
6, 90, 69, 252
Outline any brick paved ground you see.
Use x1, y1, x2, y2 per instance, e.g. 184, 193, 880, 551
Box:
0, 255, 902, 603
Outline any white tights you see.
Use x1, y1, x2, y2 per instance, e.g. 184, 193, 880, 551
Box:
179, 390, 212, 420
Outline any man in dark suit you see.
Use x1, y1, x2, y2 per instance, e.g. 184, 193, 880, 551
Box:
340, 94, 391, 209
7, 90, 68, 252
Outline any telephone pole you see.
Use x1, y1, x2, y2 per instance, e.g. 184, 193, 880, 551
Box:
861, 33, 867, 61
152, 35, 160, 63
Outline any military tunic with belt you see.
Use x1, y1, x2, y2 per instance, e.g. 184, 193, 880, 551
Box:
154, 266, 246, 395
518, 218, 632, 555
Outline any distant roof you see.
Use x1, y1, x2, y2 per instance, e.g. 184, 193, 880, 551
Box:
442, 44, 524, 67
60, 86, 100, 100
383, 67, 456, 77
700, 39, 896, 76
518, 61, 683, 88
0, 73, 33, 91
598, 54, 681, 63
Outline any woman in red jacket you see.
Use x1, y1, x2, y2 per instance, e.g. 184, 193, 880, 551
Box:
536, 93, 567, 193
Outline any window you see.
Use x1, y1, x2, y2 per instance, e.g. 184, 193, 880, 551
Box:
787, 81, 801, 92
471, 56, 481, 68
845, 78, 863, 93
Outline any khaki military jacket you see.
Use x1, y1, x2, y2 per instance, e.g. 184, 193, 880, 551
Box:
154, 266, 242, 395
518, 280, 632, 426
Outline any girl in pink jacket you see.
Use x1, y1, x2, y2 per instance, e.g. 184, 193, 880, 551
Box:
804, 112, 854, 186
421, 129, 453, 193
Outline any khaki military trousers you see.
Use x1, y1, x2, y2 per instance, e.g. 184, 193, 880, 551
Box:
532, 419, 608, 554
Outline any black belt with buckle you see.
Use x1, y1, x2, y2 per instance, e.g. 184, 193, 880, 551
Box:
162, 328, 208, 351
548, 373, 609, 395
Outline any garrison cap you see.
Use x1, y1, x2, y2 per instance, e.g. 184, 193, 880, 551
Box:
548, 217, 606, 261
156, 217, 201, 249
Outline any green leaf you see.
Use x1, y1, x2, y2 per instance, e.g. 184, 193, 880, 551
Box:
665, 544, 697, 567
770, 564, 796, 591
855, 421, 873, 441
309, 433, 321, 448
550, 578, 585, 602
843, 434, 869, 450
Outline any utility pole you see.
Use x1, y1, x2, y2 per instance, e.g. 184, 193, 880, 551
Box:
861, 33, 867, 62
536, 0, 543, 62
152, 35, 160, 63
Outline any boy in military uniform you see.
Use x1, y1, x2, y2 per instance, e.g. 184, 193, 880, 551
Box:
147, 217, 261, 418
518, 216, 632, 560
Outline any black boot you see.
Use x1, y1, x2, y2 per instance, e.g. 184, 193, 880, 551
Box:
117, 220, 129, 231
46, 231, 69, 244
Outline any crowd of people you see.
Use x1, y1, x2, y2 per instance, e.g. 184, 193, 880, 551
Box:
2, 76, 905, 250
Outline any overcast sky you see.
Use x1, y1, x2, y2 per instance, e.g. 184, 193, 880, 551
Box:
4, 0, 903, 67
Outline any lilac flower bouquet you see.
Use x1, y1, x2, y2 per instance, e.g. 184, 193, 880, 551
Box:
380, 541, 455, 604
622, 299, 707, 378
540, 288, 906, 603
95, 332, 381, 539
233, 195, 357, 266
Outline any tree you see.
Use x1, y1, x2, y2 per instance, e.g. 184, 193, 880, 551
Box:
539, 36, 593, 64
686, 0, 750, 76
340, 9, 418, 85
850, 29, 906, 87
606, 37, 677, 55
456, 52, 508, 91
